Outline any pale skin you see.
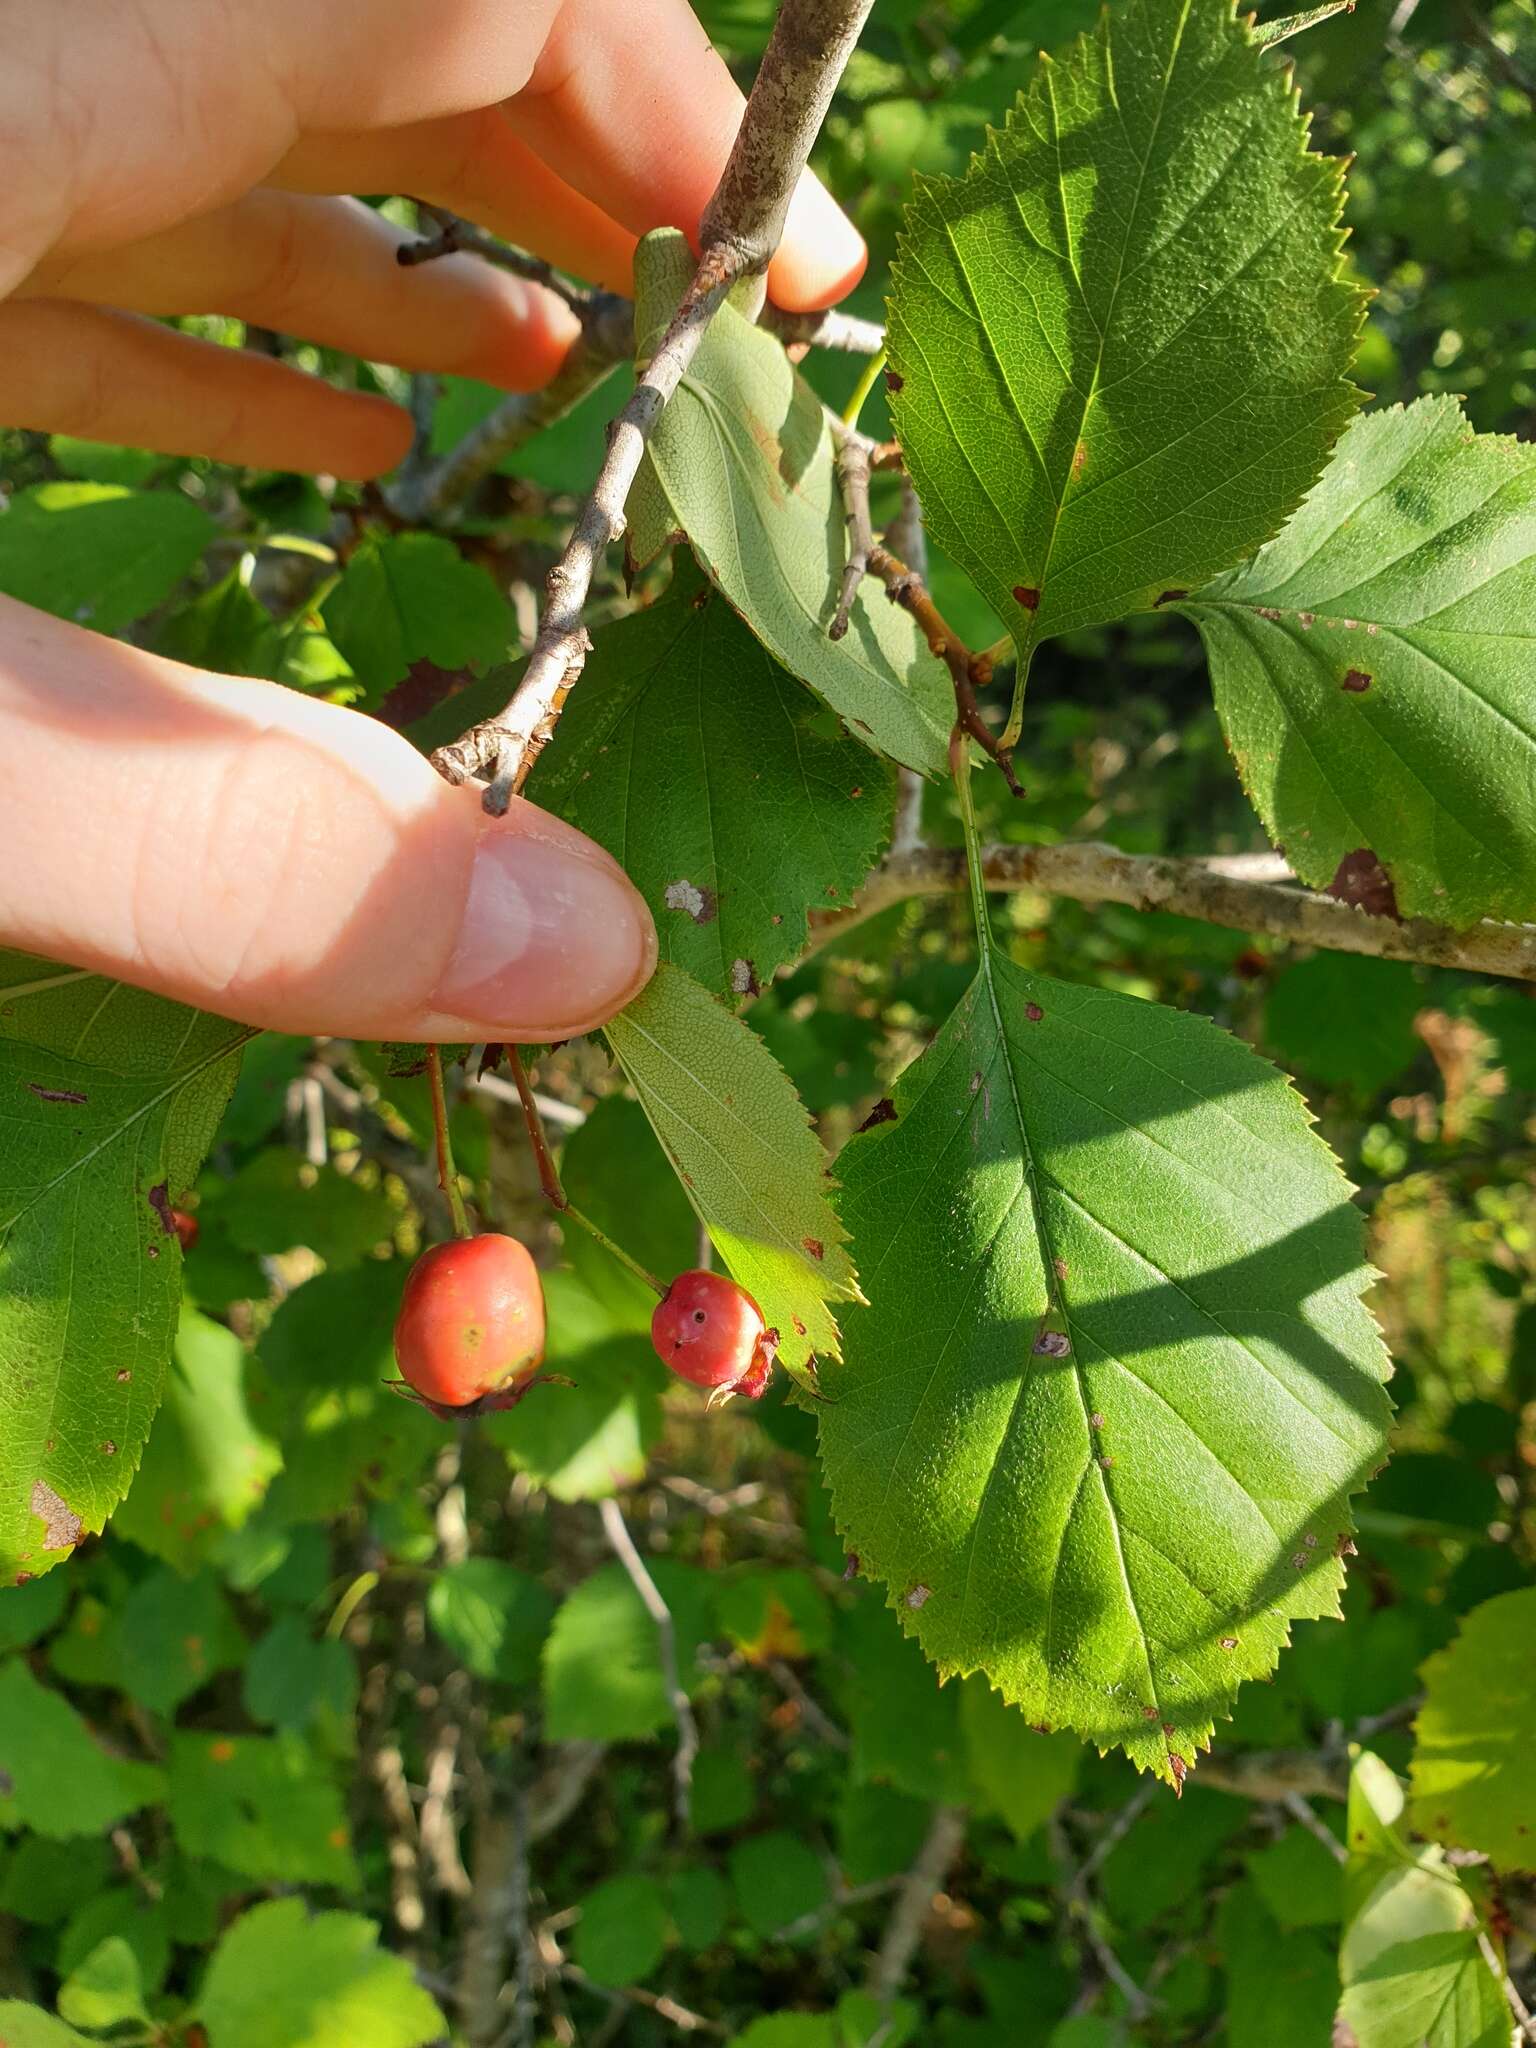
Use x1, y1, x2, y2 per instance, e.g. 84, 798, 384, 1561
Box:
0, 0, 866, 1042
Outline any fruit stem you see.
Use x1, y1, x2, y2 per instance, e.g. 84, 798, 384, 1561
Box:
950, 724, 994, 966
841, 344, 887, 429
426, 1045, 473, 1239
506, 1048, 666, 1296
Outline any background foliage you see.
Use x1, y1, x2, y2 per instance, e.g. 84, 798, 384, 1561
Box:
1, 1, 1534, 2044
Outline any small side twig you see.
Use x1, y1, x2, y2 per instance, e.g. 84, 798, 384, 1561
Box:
865, 1802, 968, 2005
598, 1496, 699, 1834
1479, 1930, 1536, 2044
367, 1739, 427, 1939
1282, 1789, 1348, 1866
399, 206, 592, 316
867, 543, 1022, 797
561, 1964, 726, 2038
766, 1658, 850, 1750
1049, 1812, 1154, 2023
830, 429, 874, 639
430, 0, 878, 809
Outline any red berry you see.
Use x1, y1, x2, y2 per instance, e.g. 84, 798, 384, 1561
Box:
651, 1270, 778, 1403
169, 1208, 199, 1252
393, 1234, 547, 1417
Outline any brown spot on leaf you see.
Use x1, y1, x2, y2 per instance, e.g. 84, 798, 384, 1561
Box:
1098, 1454, 1115, 1469
1012, 585, 1041, 611
842, 1554, 860, 1581
26, 1083, 87, 1104
147, 1182, 176, 1237
30, 1481, 81, 1553
905, 1584, 931, 1610
1220, 1636, 1239, 1650
1024, 1002, 1044, 1023
115, 1369, 131, 1383
101, 1441, 117, 1457
1071, 442, 1087, 478
1143, 1706, 1159, 1721
1033, 1330, 1071, 1358
209, 1739, 237, 1764
1054, 1258, 1069, 1282
1341, 668, 1372, 693
850, 786, 863, 799
885, 370, 904, 393
1328, 848, 1401, 921
1090, 1412, 1106, 1429
1153, 588, 1190, 607
802, 1237, 824, 1261
856, 1097, 897, 1133
791, 1315, 807, 1337
1169, 1753, 1188, 1794
730, 958, 761, 998
1336, 1534, 1357, 1559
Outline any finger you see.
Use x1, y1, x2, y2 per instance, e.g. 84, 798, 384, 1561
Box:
22, 191, 581, 393
0, 301, 412, 478
0, 598, 656, 1043
505, 0, 866, 310
275, 110, 637, 293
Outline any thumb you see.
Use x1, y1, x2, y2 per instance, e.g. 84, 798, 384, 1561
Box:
0, 598, 655, 1042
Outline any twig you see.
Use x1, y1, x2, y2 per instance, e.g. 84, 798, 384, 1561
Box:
1049, 1812, 1155, 2023
1078, 1782, 1157, 1886
830, 429, 874, 639
763, 302, 885, 354
526, 1741, 607, 1841
772, 1876, 898, 1942
399, 207, 591, 316
1283, 1790, 1348, 1866
805, 840, 1536, 983
368, 1738, 428, 1938
766, 1659, 851, 1749
561, 1965, 726, 2037
1479, 1931, 1536, 2043
1190, 1749, 1347, 1804
865, 1803, 967, 2004
598, 1496, 699, 1834
430, 0, 877, 809
865, 542, 1022, 797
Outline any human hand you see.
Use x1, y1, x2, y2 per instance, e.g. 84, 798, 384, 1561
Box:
0, 0, 865, 1042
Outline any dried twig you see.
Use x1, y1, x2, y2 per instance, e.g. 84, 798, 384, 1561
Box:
1479, 1931, 1536, 2044
766, 1658, 851, 1749
805, 840, 1536, 983
561, 1964, 726, 2038
598, 1497, 699, 1832
399, 206, 592, 316
430, 0, 878, 809
1283, 1789, 1348, 1865
1049, 1812, 1154, 2023
367, 1738, 427, 1939
865, 1802, 967, 2004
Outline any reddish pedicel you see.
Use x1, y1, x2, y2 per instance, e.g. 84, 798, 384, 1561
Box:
393, 1233, 548, 1418
651, 1269, 778, 1404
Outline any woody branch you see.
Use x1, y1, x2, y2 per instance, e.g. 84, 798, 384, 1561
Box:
428, 0, 878, 814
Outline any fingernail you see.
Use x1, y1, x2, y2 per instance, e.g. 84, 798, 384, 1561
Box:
433, 810, 656, 1036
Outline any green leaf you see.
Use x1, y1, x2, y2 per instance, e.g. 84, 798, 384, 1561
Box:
632, 232, 952, 778
1341, 1933, 1510, 2048
202, 1149, 397, 1269
572, 1873, 671, 1988
716, 1568, 832, 1662
112, 1308, 280, 1567
0, 957, 251, 1581
0, 1839, 113, 1926
56, 1938, 150, 2034
838, 1600, 968, 1805
1244, 1825, 1343, 1929
1217, 1882, 1338, 2048
542, 1559, 712, 1742
157, 568, 282, 676
1409, 1585, 1536, 1871
0, 1659, 163, 1838
117, 1566, 245, 1712
321, 532, 514, 703
0, 1572, 68, 1652
426, 1558, 556, 1685
728, 1830, 829, 1940
530, 563, 894, 1000
56, 1889, 170, 1994
1182, 398, 1536, 923
605, 963, 858, 1371
0, 483, 213, 630
668, 1866, 731, 1950
818, 958, 1391, 1779
557, 1098, 698, 1327
729, 2021, 835, 2048
241, 1615, 357, 1734
887, 0, 1362, 668
166, 1732, 356, 1887
0, 2007, 93, 2048
1340, 1751, 1503, 2048
961, 1682, 1081, 1840
1263, 955, 1424, 1093
196, 1897, 445, 2048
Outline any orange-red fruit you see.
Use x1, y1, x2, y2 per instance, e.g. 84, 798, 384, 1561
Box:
651, 1269, 776, 1401
394, 1234, 546, 1414
169, 1208, 199, 1252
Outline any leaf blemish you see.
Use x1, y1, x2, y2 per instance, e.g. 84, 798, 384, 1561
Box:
1090, 1411, 1106, 1429
26, 1082, 87, 1104
802, 1237, 825, 1261
856, 1097, 897, 1133
1341, 668, 1372, 692
1033, 1330, 1071, 1358
663, 878, 718, 925
1154, 589, 1189, 607
1220, 1637, 1239, 1650
905, 1584, 931, 1609
730, 958, 762, 997
146, 1182, 177, 1236
29, 1480, 82, 1553
1012, 585, 1041, 611
1025, 1002, 1044, 1023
